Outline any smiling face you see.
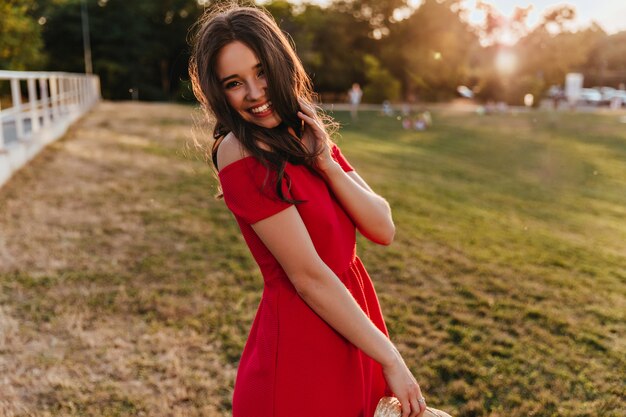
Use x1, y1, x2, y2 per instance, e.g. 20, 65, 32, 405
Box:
216, 41, 282, 129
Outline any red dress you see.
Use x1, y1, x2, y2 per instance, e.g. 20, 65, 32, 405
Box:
218, 143, 392, 417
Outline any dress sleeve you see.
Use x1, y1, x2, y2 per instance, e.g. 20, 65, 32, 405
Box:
331, 143, 355, 172
219, 158, 294, 225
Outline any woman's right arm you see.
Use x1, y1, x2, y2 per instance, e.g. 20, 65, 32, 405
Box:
251, 207, 426, 417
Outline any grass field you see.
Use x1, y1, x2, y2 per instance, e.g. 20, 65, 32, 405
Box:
0, 102, 624, 417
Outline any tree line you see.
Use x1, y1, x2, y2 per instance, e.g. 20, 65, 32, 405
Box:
2, 0, 625, 104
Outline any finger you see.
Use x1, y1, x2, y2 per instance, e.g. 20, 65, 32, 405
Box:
400, 396, 411, 417
297, 110, 312, 121
417, 395, 427, 417
298, 99, 317, 118
409, 398, 420, 417
298, 98, 312, 114
418, 402, 427, 417
297, 111, 322, 130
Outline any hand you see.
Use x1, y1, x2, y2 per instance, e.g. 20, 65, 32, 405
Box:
382, 352, 427, 417
296, 98, 335, 173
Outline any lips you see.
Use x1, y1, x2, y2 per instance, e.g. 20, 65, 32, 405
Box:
248, 101, 274, 117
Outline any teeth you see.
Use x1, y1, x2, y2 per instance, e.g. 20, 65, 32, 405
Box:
250, 101, 272, 114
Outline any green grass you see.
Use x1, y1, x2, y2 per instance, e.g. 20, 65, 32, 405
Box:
332, 109, 625, 416
0, 103, 624, 416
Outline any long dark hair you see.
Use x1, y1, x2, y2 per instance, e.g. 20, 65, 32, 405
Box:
189, 3, 336, 203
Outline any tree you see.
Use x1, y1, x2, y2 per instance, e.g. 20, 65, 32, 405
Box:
583, 31, 626, 87
385, 0, 478, 101
470, 4, 607, 104
335, 0, 408, 35
475, 0, 532, 46
515, 12, 606, 92
0, 0, 45, 70
39, 0, 202, 100
264, 1, 374, 96
541, 4, 576, 32
362, 54, 401, 103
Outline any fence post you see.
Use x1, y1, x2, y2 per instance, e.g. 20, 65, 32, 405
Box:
49, 76, 59, 122
73, 77, 79, 112
0, 99, 4, 151
39, 77, 50, 128
27, 77, 40, 135
68, 77, 74, 112
77, 78, 83, 107
1, 70, 101, 189
60, 78, 67, 116
80, 78, 86, 107
10, 78, 24, 140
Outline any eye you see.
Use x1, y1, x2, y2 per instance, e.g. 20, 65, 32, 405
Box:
224, 81, 240, 90
257, 68, 265, 78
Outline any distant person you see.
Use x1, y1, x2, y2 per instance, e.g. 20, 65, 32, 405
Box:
382, 100, 394, 116
189, 4, 426, 417
348, 82, 363, 121
422, 110, 432, 128
402, 116, 413, 130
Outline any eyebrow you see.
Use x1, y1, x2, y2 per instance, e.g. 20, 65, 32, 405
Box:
220, 63, 262, 84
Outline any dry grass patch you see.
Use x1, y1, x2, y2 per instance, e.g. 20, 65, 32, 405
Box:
0, 102, 239, 417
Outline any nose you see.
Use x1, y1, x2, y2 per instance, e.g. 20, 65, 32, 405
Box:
246, 77, 266, 101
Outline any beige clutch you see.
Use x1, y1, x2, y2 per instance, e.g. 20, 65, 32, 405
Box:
374, 396, 453, 417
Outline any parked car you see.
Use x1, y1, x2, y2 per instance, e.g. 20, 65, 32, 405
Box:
579, 88, 602, 105
611, 90, 626, 107
597, 87, 617, 105
544, 85, 625, 108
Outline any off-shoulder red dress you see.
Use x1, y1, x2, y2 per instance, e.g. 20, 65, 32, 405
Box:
218, 143, 392, 417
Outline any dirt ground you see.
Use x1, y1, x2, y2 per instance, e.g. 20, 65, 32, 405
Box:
0, 101, 237, 417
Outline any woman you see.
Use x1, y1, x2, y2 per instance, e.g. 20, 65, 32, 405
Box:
189, 5, 426, 417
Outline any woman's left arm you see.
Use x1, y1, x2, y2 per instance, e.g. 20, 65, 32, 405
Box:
298, 99, 395, 245
321, 162, 395, 245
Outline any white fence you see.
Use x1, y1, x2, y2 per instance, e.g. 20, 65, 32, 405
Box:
0, 70, 100, 188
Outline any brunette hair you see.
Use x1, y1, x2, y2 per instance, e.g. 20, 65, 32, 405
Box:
189, 3, 336, 203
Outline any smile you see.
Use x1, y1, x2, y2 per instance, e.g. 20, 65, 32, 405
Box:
248, 101, 273, 117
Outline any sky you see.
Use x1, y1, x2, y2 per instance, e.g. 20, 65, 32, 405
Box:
268, 0, 626, 34
458, 0, 626, 34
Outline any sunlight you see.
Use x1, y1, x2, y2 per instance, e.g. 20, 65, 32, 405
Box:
495, 50, 517, 75
498, 27, 517, 46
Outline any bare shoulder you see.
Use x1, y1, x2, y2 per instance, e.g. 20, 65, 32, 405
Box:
216, 132, 250, 172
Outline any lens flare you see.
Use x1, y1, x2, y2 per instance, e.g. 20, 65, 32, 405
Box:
495, 50, 517, 75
